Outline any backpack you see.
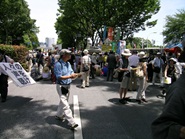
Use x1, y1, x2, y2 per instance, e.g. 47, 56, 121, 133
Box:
135, 63, 144, 78
117, 57, 129, 82
82, 65, 89, 72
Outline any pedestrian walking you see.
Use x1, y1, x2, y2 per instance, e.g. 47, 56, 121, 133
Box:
54, 49, 79, 129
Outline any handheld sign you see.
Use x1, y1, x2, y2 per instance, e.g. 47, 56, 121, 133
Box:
0, 62, 36, 87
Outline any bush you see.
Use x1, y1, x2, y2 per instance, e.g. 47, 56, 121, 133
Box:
0, 44, 28, 68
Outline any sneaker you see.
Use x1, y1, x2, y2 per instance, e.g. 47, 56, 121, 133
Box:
136, 99, 142, 104
141, 98, 148, 103
70, 123, 78, 130
55, 115, 65, 122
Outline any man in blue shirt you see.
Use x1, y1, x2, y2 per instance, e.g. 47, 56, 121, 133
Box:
54, 49, 79, 129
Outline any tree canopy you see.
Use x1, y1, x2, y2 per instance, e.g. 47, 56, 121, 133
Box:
163, 9, 185, 44
0, 0, 39, 49
55, 0, 160, 49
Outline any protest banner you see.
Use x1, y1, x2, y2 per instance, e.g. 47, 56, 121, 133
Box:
0, 62, 36, 87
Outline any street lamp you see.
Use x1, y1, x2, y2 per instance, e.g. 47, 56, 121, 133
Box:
147, 32, 157, 48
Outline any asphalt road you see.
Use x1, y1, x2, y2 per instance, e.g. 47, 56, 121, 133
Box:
0, 76, 165, 139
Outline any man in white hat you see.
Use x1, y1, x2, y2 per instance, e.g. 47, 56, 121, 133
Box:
80, 49, 91, 88
54, 49, 79, 129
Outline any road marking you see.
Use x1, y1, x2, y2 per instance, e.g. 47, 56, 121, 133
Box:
73, 95, 83, 139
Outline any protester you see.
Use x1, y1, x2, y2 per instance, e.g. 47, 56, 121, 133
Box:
135, 51, 148, 104
26, 50, 33, 74
0, 49, 14, 102
152, 52, 164, 85
80, 49, 91, 88
97, 53, 103, 68
102, 63, 108, 76
151, 72, 185, 139
54, 49, 79, 129
36, 50, 44, 74
118, 49, 132, 104
147, 53, 155, 82
90, 52, 97, 79
128, 50, 139, 91
106, 50, 117, 81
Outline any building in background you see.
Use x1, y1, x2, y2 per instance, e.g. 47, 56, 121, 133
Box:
45, 37, 55, 48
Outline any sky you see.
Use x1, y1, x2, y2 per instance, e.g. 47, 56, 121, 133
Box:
26, 0, 185, 45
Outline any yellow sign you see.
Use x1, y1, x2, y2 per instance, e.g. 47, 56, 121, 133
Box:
102, 44, 112, 52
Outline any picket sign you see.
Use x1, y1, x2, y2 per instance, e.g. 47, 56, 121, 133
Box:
0, 62, 36, 87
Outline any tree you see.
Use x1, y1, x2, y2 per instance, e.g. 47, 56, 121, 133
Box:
0, 0, 39, 46
55, 0, 160, 49
163, 9, 185, 44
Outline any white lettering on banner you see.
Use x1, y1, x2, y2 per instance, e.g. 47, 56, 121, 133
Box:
0, 62, 36, 87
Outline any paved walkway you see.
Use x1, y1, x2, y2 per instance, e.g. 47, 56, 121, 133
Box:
0, 75, 165, 139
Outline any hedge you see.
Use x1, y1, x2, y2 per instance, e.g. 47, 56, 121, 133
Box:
0, 44, 28, 69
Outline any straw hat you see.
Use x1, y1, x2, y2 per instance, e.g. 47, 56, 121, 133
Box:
121, 49, 131, 56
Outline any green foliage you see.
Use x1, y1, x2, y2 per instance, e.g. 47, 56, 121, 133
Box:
163, 9, 185, 44
0, 0, 39, 46
55, 0, 160, 48
0, 44, 28, 65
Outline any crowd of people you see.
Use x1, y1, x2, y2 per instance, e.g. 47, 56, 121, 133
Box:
1, 41, 185, 132
24, 46, 185, 100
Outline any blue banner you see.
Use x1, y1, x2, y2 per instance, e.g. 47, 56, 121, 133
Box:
103, 25, 107, 43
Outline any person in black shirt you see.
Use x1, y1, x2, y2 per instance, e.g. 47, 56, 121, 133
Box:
0, 50, 14, 102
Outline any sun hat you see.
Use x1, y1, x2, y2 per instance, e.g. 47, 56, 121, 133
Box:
122, 49, 132, 56
60, 49, 71, 55
92, 52, 96, 55
169, 58, 177, 63
157, 52, 161, 55
138, 51, 147, 58
83, 49, 89, 54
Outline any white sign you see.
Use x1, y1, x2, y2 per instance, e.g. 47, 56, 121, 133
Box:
0, 62, 36, 87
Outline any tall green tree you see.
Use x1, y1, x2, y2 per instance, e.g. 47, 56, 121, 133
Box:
0, 0, 39, 46
163, 9, 185, 44
55, 0, 160, 49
